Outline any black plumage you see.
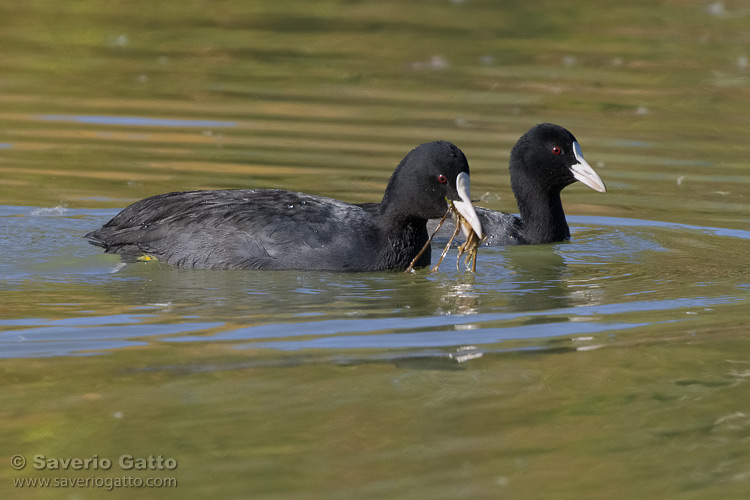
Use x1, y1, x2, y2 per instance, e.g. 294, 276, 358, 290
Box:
430, 123, 606, 246
86, 141, 480, 271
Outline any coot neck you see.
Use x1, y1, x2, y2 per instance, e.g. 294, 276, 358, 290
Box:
376, 175, 429, 232
375, 200, 428, 235
511, 174, 570, 244
374, 160, 434, 267
370, 201, 431, 269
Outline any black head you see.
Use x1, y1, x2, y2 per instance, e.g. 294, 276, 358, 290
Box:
382, 141, 477, 221
510, 123, 606, 194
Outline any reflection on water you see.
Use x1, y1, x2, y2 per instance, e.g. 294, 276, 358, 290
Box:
502, 245, 570, 311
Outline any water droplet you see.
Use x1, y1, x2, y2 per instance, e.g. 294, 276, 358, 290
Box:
479, 55, 495, 66
562, 55, 577, 67
113, 34, 128, 47
707, 1, 724, 16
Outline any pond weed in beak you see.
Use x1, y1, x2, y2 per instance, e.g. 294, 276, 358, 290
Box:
405, 202, 485, 274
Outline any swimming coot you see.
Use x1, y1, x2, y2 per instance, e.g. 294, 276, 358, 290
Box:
429, 123, 606, 246
86, 141, 482, 271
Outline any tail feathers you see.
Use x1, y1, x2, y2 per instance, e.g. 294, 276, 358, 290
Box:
84, 228, 147, 256
84, 230, 109, 249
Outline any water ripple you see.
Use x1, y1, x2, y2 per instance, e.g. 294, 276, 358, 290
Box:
570, 215, 750, 240
38, 114, 237, 128
165, 296, 737, 348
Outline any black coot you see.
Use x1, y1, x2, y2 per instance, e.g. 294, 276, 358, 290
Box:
86, 141, 482, 271
430, 123, 606, 246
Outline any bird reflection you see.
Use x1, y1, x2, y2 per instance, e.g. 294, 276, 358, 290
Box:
434, 273, 481, 316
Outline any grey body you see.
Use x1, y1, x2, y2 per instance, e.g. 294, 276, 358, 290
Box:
87, 189, 429, 270
85, 140, 477, 271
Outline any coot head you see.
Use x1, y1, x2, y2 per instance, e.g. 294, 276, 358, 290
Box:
510, 123, 606, 194
382, 140, 482, 236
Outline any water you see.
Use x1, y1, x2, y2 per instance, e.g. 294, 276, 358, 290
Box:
2, 1, 750, 499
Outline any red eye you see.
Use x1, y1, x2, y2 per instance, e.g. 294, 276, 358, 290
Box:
437, 174, 447, 184
552, 146, 562, 155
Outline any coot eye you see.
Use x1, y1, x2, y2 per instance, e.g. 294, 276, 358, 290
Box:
437, 174, 448, 184
552, 146, 562, 155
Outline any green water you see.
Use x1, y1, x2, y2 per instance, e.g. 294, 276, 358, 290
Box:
1, 1, 749, 498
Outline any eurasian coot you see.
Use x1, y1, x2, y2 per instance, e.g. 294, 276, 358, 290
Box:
429, 123, 606, 245
86, 141, 482, 271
